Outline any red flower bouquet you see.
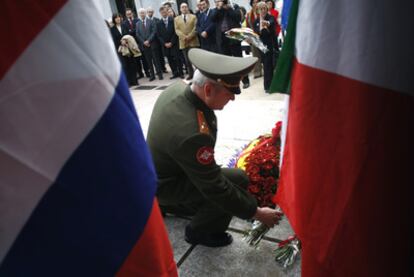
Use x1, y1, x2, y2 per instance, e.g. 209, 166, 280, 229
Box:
229, 121, 301, 267
230, 122, 282, 246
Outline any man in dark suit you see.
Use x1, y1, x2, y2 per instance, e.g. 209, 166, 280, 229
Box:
147, 7, 168, 74
136, 8, 163, 81
211, 1, 250, 89
157, 6, 184, 79
122, 8, 137, 37
196, 0, 216, 52
122, 8, 149, 79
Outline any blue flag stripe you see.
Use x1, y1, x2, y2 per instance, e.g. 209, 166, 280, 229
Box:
0, 73, 157, 276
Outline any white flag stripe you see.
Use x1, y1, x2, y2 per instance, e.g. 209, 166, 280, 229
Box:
0, 152, 53, 262
0, 0, 121, 262
296, 1, 414, 95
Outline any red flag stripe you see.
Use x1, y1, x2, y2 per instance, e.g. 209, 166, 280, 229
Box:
0, 0, 68, 78
117, 199, 178, 277
275, 59, 413, 276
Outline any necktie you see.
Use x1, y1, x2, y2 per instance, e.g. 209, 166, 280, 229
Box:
184, 15, 187, 23
143, 20, 146, 30
129, 19, 133, 28
165, 19, 168, 28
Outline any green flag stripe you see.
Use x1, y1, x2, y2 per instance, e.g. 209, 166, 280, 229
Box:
269, 0, 299, 94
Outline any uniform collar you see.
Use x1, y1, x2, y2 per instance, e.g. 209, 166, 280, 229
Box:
184, 85, 212, 113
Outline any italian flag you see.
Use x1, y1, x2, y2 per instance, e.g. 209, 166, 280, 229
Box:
271, 0, 414, 276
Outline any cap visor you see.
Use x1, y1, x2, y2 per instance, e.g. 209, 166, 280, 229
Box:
229, 86, 241, 94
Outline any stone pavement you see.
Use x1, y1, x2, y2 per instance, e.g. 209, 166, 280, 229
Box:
130, 71, 301, 276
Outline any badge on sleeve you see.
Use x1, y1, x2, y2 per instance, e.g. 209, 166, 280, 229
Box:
196, 146, 214, 165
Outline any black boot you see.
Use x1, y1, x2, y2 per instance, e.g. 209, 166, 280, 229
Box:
184, 225, 233, 247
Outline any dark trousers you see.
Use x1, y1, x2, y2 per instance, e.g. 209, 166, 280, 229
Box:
142, 45, 163, 78
164, 45, 183, 76
200, 37, 216, 53
220, 35, 250, 85
261, 49, 274, 90
158, 42, 166, 71
178, 50, 187, 73
182, 47, 195, 78
273, 37, 280, 68
135, 56, 149, 77
122, 56, 138, 86
158, 168, 249, 233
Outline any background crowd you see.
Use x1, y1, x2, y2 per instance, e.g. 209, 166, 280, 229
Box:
108, 0, 282, 93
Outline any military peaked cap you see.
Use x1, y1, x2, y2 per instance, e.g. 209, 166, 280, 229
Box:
188, 48, 258, 94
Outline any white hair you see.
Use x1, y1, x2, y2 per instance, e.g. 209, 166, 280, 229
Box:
138, 8, 146, 13
191, 69, 218, 90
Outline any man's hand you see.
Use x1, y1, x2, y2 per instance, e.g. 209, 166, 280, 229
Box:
144, 40, 150, 47
165, 42, 172, 48
253, 207, 283, 228
201, 31, 208, 38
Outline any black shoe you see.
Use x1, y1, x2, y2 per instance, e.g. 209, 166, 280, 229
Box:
158, 75, 164, 80
149, 76, 155, 81
162, 69, 168, 73
265, 89, 270, 93
186, 75, 193, 81
170, 74, 179, 79
184, 225, 233, 247
179, 74, 185, 79
243, 83, 250, 89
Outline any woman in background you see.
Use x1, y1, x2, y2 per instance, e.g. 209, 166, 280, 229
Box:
110, 13, 124, 56
111, 13, 138, 86
253, 2, 275, 93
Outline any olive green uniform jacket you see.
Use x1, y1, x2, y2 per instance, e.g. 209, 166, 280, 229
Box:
147, 82, 257, 222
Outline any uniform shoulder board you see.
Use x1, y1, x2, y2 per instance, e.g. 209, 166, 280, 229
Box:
197, 110, 210, 135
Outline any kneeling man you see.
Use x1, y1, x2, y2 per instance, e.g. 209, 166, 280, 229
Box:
147, 48, 281, 247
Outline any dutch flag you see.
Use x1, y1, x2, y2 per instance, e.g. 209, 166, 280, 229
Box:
0, 1, 177, 276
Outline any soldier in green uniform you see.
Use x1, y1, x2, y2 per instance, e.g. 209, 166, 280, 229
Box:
147, 48, 282, 247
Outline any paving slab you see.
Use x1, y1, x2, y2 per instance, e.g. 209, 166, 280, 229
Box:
178, 231, 301, 277
214, 99, 286, 166
163, 215, 192, 262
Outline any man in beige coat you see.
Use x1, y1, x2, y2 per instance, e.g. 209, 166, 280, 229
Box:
175, 2, 200, 80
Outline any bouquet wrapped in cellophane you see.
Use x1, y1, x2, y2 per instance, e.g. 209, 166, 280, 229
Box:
274, 235, 301, 268
225, 27, 269, 53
